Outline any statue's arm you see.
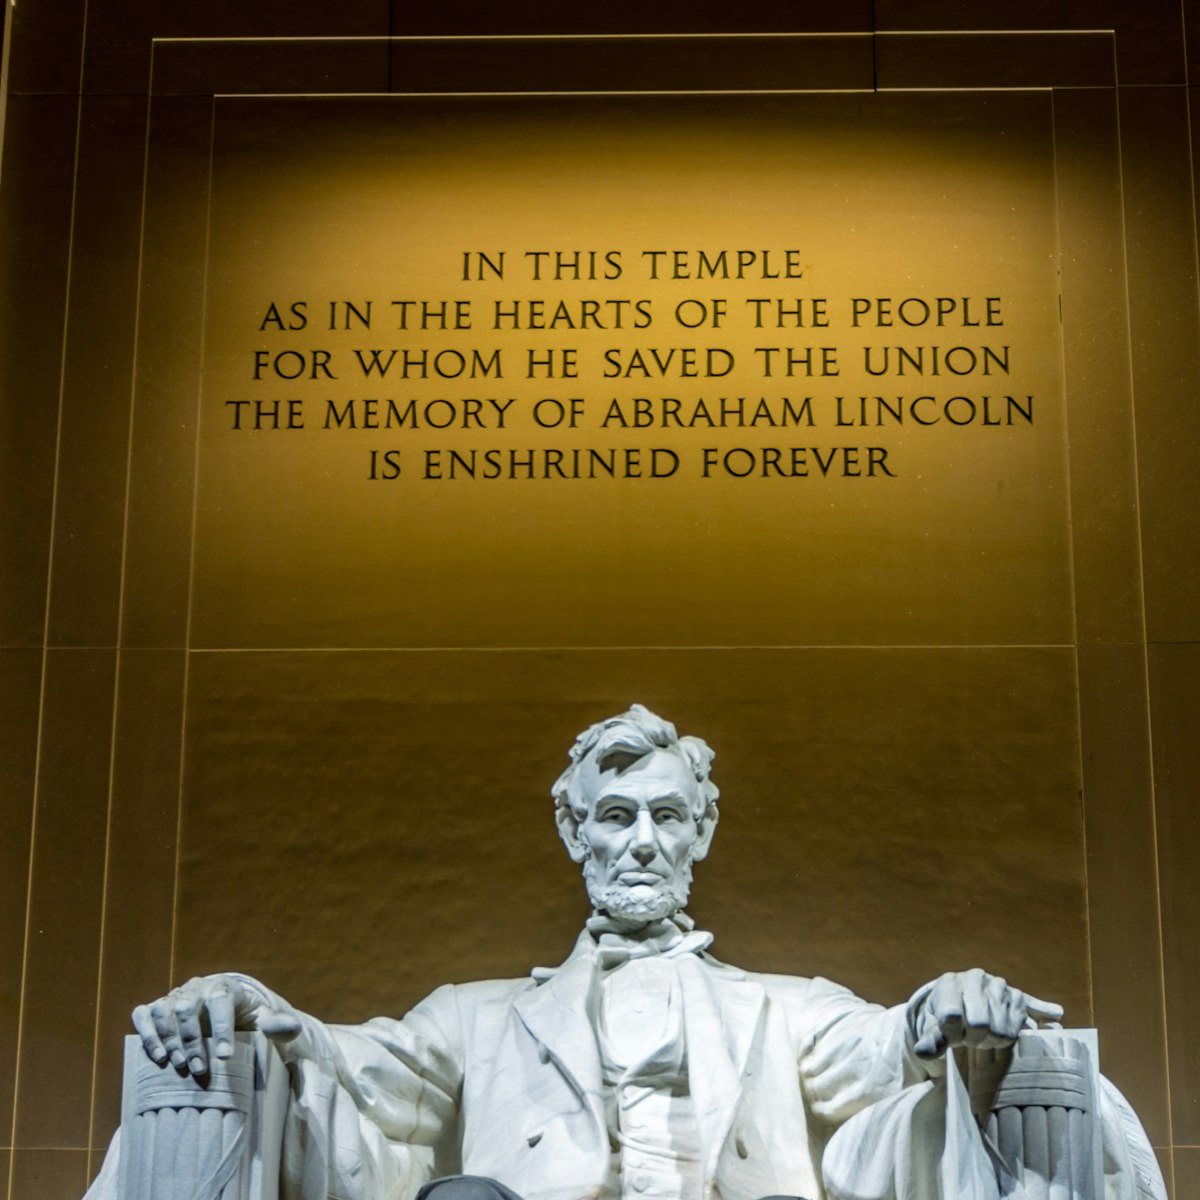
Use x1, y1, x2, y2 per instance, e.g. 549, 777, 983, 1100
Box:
791, 978, 928, 1125
791, 969, 1063, 1126
129, 974, 465, 1199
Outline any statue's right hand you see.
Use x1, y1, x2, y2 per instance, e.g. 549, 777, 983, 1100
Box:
132, 974, 302, 1078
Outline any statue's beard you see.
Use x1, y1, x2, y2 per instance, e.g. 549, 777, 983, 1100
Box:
583, 856, 694, 926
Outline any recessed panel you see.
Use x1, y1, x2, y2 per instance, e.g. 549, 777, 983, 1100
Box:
0, 96, 78, 648
1077, 642, 1169, 1143
89, 649, 187, 1151
174, 647, 1088, 1026
1149, 643, 1200, 1148
190, 91, 1070, 649
150, 36, 392, 97
14, 649, 115, 1150
0, 648, 41, 1145
387, 1, 876, 36
120, 97, 219, 650
1118, 86, 1200, 644
1052, 87, 1143, 645
875, 31, 1115, 89
79, 0, 390, 95
48, 96, 148, 649
8, 1149, 89, 1200
386, 35, 875, 93
873, 0, 1186, 87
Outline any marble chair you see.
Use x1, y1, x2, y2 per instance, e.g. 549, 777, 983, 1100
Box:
104, 1027, 1120, 1200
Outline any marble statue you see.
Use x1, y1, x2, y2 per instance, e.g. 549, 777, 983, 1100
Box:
86, 704, 1166, 1200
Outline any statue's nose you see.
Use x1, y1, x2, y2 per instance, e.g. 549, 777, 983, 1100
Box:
631, 811, 657, 863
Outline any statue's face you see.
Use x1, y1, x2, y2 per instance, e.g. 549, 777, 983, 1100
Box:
574, 747, 707, 923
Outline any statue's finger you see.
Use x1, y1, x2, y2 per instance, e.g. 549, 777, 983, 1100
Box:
929, 974, 963, 1024
929, 975, 966, 1050
985, 978, 1025, 1041
1024, 993, 1065, 1024
149, 995, 185, 1068
984, 973, 1010, 1001
962, 978, 992, 1038
132, 1004, 168, 1065
1002, 991, 1028, 1040
913, 1026, 946, 1059
206, 980, 237, 1058
173, 987, 209, 1076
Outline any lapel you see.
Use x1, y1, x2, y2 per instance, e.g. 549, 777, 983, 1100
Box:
676, 954, 767, 1179
514, 932, 606, 1128
513, 931, 768, 1181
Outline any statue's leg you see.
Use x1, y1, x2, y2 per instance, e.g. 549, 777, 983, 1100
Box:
415, 1179, 809, 1200
417, 1176, 527, 1200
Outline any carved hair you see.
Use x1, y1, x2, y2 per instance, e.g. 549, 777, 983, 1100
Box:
552, 703, 719, 822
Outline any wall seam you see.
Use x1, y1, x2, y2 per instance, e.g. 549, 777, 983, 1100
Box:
5, 0, 90, 1189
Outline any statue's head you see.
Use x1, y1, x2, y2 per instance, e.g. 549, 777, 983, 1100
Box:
552, 704, 719, 925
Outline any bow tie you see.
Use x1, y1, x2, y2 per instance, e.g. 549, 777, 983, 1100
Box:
587, 911, 714, 969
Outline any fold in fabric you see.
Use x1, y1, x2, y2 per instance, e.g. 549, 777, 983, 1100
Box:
822, 1052, 1004, 1200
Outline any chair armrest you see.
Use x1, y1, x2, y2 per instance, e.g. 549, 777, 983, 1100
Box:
967, 1028, 1104, 1200
115, 1032, 288, 1200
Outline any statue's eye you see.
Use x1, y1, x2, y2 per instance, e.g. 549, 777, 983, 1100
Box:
598, 805, 633, 825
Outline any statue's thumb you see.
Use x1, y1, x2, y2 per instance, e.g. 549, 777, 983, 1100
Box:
258, 1010, 302, 1041
911, 1012, 944, 1059
913, 1032, 940, 1058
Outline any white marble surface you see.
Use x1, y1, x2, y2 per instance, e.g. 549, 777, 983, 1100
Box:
93, 706, 1164, 1200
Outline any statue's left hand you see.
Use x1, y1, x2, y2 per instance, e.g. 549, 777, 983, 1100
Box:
911, 968, 1064, 1059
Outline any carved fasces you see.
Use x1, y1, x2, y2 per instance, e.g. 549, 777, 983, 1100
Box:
968, 1031, 1104, 1200
116, 1032, 287, 1200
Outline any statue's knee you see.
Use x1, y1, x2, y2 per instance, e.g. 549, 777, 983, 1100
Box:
417, 1176, 524, 1200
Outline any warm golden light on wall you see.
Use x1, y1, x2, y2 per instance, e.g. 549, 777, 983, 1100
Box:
190, 91, 1066, 651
